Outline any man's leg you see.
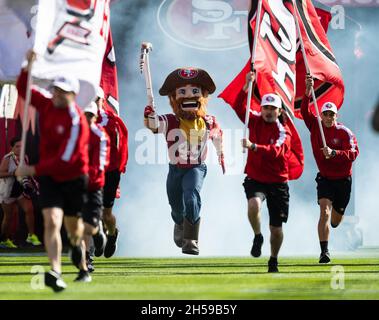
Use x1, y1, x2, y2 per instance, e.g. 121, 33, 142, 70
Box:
247, 197, 264, 258
83, 223, 97, 273
318, 198, 332, 262
42, 208, 64, 274
269, 225, 283, 258
64, 216, 86, 269
267, 225, 283, 273
103, 171, 121, 258
248, 197, 262, 235
331, 209, 343, 228
103, 207, 116, 235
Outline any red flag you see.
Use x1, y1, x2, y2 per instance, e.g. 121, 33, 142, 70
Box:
219, 0, 303, 180
219, 0, 297, 116
100, 27, 128, 173
294, 0, 344, 117
101, 28, 119, 115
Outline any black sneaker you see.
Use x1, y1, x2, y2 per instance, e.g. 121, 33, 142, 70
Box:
268, 257, 279, 273
44, 270, 67, 292
86, 251, 95, 273
104, 228, 119, 258
319, 251, 331, 264
74, 270, 92, 283
250, 234, 264, 258
69, 244, 82, 269
93, 221, 107, 257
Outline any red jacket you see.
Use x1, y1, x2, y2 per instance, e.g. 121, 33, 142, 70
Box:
88, 123, 110, 191
233, 90, 292, 183
97, 108, 128, 173
17, 70, 89, 182
301, 95, 358, 179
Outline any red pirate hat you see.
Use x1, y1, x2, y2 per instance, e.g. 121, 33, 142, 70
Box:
159, 67, 216, 96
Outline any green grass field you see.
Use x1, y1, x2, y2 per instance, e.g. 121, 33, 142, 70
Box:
0, 254, 378, 300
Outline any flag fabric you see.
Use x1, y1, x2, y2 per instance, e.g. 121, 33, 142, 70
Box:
99, 27, 128, 173
219, 0, 297, 116
286, 115, 304, 180
32, 0, 111, 108
219, 0, 304, 180
100, 28, 120, 115
219, 0, 344, 119
294, 0, 344, 117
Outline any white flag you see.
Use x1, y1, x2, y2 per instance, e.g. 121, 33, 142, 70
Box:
1, 0, 110, 107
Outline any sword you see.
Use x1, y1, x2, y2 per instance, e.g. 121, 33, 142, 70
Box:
140, 42, 154, 108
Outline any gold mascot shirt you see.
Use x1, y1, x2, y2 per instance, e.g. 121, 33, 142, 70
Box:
179, 117, 206, 146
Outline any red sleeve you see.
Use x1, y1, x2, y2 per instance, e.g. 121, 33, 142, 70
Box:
35, 112, 89, 176
16, 69, 51, 113
334, 129, 359, 163
115, 115, 128, 173
232, 89, 250, 123
255, 127, 291, 160
300, 95, 316, 130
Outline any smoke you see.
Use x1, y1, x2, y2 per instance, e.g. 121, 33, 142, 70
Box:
110, 1, 379, 257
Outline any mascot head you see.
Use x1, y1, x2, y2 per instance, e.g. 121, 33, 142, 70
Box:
159, 68, 216, 120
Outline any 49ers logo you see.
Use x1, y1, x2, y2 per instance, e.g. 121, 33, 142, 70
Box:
157, 0, 249, 51
178, 69, 198, 79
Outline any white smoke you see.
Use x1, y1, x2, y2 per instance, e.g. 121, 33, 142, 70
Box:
110, 1, 379, 257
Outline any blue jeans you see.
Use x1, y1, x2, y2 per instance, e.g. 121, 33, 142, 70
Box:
166, 164, 207, 225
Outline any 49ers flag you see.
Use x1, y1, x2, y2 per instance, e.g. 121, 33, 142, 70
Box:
219, 0, 297, 116
219, 0, 344, 119
294, 0, 344, 116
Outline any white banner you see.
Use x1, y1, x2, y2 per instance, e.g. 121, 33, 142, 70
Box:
32, 0, 110, 107
0, 0, 110, 107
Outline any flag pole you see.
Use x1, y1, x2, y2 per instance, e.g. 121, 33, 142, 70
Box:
243, 0, 263, 153
19, 60, 34, 168
294, 2, 327, 148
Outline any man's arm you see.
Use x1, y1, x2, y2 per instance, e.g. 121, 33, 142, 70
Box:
301, 75, 316, 130
232, 71, 257, 124
333, 129, 359, 162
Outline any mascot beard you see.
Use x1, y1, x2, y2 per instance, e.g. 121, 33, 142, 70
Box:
169, 94, 209, 120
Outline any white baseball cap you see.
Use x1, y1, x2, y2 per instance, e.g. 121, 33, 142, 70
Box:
84, 101, 98, 115
96, 86, 105, 99
261, 93, 282, 109
321, 102, 338, 114
53, 76, 80, 95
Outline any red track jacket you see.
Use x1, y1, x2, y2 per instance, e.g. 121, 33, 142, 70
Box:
301, 95, 359, 179
17, 70, 89, 182
234, 90, 293, 184
88, 123, 110, 191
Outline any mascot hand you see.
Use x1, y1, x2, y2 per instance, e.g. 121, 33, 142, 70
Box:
144, 106, 159, 130
144, 105, 156, 118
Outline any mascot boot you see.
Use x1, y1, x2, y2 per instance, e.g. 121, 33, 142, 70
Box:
182, 218, 200, 255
